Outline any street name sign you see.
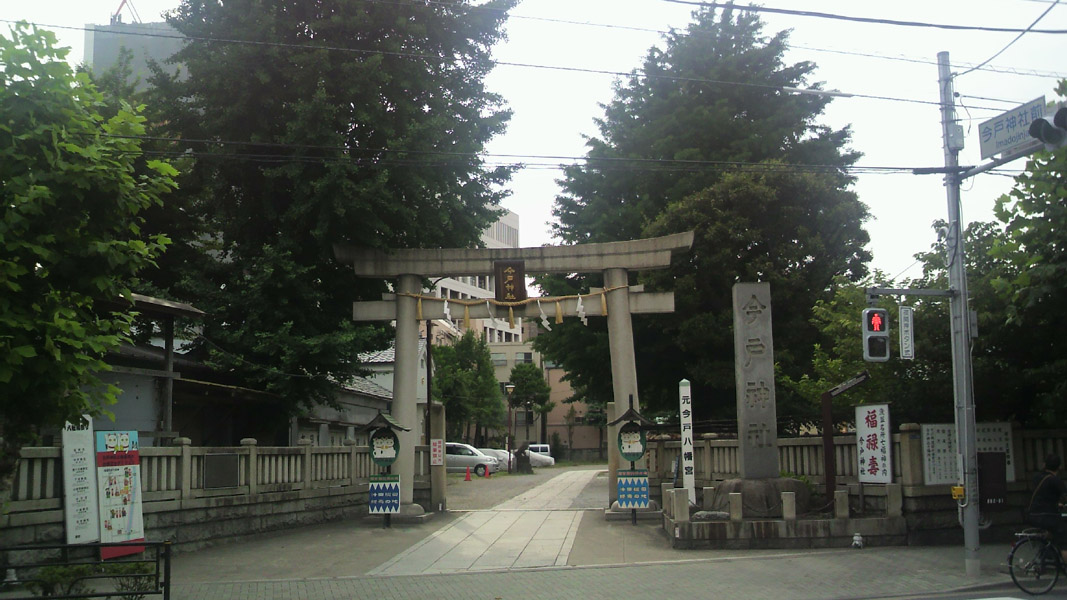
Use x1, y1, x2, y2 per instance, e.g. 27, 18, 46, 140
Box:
899, 306, 915, 360
979, 96, 1045, 159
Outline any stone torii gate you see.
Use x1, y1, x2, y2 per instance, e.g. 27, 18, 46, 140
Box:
334, 231, 693, 515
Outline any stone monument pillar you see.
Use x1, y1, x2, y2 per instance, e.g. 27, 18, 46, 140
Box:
704, 283, 808, 518
732, 282, 779, 478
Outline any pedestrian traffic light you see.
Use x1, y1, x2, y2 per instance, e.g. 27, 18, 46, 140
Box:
1029, 107, 1067, 150
862, 308, 890, 362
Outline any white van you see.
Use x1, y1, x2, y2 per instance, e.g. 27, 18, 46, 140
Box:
528, 444, 550, 456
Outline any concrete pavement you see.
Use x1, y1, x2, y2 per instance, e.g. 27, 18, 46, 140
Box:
369, 469, 599, 575
169, 467, 1023, 599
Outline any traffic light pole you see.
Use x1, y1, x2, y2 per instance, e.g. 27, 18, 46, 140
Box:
937, 51, 981, 578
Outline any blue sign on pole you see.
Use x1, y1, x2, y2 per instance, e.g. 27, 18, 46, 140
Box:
369, 474, 401, 514
617, 469, 649, 509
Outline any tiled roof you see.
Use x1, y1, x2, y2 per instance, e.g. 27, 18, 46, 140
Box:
340, 376, 392, 400
358, 339, 425, 364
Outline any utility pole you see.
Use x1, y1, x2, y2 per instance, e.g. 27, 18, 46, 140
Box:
937, 51, 981, 578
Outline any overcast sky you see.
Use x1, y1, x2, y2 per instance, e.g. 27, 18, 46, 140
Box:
5, 1, 1065, 281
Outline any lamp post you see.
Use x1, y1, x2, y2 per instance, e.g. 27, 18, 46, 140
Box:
505, 383, 515, 473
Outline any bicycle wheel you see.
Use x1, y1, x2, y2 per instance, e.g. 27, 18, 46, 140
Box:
1010, 538, 1059, 595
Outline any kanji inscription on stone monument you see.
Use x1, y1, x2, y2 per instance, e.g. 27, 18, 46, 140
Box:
733, 283, 779, 479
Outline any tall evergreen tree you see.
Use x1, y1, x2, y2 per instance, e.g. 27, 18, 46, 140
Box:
537, 6, 869, 426
142, 0, 516, 410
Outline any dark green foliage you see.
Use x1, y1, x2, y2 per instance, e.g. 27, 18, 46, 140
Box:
0, 24, 173, 477
989, 82, 1067, 425
432, 331, 503, 441
509, 361, 554, 441
536, 6, 868, 428
782, 218, 1056, 429
138, 0, 516, 410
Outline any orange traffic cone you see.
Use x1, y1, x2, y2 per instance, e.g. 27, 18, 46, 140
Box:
464, 466, 472, 481
484, 465, 491, 479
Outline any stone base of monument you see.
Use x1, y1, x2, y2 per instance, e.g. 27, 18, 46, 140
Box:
661, 483, 908, 549
705, 478, 811, 518
604, 500, 662, 521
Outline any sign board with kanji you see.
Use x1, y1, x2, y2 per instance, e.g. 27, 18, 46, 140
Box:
369, 474, 401, 514
493, 260, 527, 302
62, 416, 99, 545
678, 379, 696, 504
898, 306, 914, 360
922, 422, 1015, 485
978, 96, 1045, 159
856, 404, 892, 484
617, 469, 649, 509
430, 438, 444, 466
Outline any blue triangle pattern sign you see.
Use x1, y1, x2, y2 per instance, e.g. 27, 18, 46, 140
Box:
369, 475, 401, 514
617, 469, 649, 509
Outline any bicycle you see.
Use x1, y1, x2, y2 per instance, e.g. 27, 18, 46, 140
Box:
1009, 528, 1066, 595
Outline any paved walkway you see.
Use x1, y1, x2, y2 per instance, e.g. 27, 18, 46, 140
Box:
168, 467, 1026, 599
370, 469, 598, 575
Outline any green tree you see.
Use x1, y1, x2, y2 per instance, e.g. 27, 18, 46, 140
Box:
990, 81, 1067, 425
432, 331, 502, 443
537, 6, 868, 427
508, 362, 553, 442
0, 24, 174, 479
782, 220, 1040, 429
140, 0, 516, 412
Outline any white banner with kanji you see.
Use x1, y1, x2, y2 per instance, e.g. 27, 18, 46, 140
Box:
856, 404, 892, 484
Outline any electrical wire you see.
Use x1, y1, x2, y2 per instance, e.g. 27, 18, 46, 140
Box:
0, 19, 1028, 113
660, 1, 1067, 34
955, 0, 1062, 78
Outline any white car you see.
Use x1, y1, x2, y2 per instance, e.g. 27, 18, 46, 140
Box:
477, 448, 513, 470
445, 442, 499, 476
524, 450, 555, 467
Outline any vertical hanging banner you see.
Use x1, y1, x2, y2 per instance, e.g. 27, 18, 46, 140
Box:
856, 405, 892, 484
369, 474, 401, 514
678, 379, 695, 504
62, 416, 99, 544
95, 431, 145, 559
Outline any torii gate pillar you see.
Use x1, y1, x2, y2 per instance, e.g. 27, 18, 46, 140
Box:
393, 274, 422, 508
604, 268, 639, 434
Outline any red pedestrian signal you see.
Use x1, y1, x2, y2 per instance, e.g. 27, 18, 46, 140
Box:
862, 308, 890, 362
866, 310, 885, 332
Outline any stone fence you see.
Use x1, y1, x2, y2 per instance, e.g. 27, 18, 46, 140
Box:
2, 438, 431, 552
649, 424, 1067, 544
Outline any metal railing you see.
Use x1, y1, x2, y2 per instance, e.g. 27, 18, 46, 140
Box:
0, 541, 170, 600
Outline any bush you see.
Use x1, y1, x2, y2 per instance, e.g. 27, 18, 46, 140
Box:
104, 561, 155, 600
25, 564, 96, 597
